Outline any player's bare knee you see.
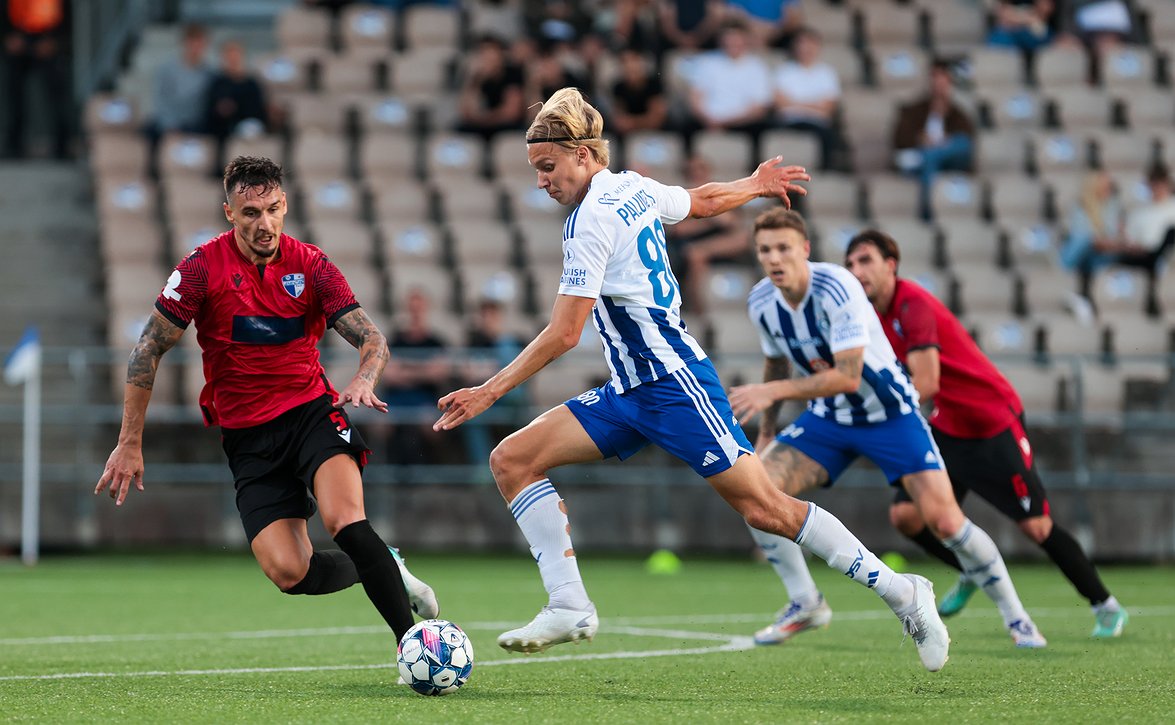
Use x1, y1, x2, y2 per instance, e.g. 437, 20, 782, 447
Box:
889, 503, 923, 536
489, 438, 540, 498
321, 511, 363, 539
269, 560, 310, 593
1019, 515, 1052, 544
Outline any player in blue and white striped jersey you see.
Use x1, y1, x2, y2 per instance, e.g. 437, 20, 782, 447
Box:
728, 209, 1045, 649
433, 88, 949, 671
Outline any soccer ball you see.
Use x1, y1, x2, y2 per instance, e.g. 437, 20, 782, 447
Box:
397, 619, 474, 696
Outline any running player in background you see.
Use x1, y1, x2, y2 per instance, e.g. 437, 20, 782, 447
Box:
95, 156, 437, 645
433, 88, 950, 671
728, 209, 1047, 649
844, 229, 1128, 638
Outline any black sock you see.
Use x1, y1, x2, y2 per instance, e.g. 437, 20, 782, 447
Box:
334, 519, 415, 640
1039, 525, 1111, 606
283, 550, 359, 595
908, 527, 965, 572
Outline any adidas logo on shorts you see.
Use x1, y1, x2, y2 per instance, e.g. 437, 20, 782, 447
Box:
702, 451, 720, 467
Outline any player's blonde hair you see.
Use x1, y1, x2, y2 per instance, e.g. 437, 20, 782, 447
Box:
526, 87, 610, 166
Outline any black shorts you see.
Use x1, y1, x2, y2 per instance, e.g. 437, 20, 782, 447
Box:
893, 415, 1050, 521
221, 394, 369, 542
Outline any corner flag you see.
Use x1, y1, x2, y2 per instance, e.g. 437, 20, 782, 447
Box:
4, 326, 41, 386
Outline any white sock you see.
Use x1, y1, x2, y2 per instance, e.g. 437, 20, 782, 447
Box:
795, 503, 914, 612
509, 479, 592, 612
1093, 595, 1120, 613
944, 518, 1027, 625
748, 525, 820, 607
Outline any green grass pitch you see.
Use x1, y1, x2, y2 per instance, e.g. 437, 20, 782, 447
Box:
1, 553, 1172, 723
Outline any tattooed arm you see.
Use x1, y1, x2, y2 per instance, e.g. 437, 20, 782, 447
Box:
332, 306, 390, 412
95, 310, 185, 505
755, 355, 792, 450
729, 347, 865, 424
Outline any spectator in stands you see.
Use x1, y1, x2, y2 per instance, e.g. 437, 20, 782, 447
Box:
891, 59, 975, 220
604, 47, 667, 135
611, 0, 661, 53
1059, 0, 1137, 50
658, 0, 724, 50
987, 1, 1058, 52
382, 288, 452, 464
1060, 170, 1135, 297
724, 0, 803, 49
522, 0, 590, 44
2, 0, 69, 159
684, 19, 772, 139
461, 299, 530, 465
772, 26, 842, 171
456, 35, 527, 141
145, 23, 212, 174
1121, 162, 1175, 311
205, 40, 269, 173
665, 154, 749, 313
526, 42, 588, 107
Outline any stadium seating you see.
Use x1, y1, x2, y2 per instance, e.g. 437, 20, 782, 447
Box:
87, 2, 1173, 419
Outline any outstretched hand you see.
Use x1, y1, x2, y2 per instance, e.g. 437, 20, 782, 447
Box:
95, 443, 145, 506
434, 385, 498, 431
752, 156, 810, 208
728, 382, 777, 425
334, 378, 388, 413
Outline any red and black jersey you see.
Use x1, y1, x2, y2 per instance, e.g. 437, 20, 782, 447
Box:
155, 230, 359, 429
879, 279, 1022, 439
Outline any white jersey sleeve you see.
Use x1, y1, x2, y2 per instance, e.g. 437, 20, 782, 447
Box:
819, 267, 871, 354
558, 211, 612, 299
643, 178, 692, 225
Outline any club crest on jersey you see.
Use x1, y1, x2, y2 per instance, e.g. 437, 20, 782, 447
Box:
281, 273, 305, 298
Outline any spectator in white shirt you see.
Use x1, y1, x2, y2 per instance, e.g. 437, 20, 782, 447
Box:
773, 27, 842, 170
685, 20, 772, 138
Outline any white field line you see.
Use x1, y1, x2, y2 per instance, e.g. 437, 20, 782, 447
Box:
0, 627, 754, 682
4, 605, 1173, 648
4, 605, 1174, 683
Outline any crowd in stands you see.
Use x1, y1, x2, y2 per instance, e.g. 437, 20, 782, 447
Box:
83, 0, 1175, 463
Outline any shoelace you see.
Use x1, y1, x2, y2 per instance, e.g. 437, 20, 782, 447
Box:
900, 614, 925, 648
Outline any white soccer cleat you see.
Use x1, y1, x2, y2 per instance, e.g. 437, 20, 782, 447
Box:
753, 595, 833, 646
896, 574, 951, 672
497, 606, 599, 654
388, 547, 439, 619
1008, 617, 1047, 648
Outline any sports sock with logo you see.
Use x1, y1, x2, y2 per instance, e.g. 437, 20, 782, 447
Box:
510, 479, 593, 612
943, 518, 1028, 625
748, 526, 821, 607
907, 526, 964, 571
795, 503, 913, 611
282, 549, 359, 595
334, 519, 415, 640
1039, 525, 1111, 606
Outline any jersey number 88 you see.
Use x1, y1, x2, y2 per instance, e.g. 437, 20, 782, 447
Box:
636, 219, 680, 306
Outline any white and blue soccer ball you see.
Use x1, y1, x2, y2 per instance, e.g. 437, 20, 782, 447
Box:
397, 619, 474, 696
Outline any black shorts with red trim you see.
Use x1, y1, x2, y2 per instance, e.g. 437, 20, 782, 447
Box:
893, 415, 1050, 521
221, 394, 370, 542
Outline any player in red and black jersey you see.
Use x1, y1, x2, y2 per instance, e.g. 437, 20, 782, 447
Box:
95, 156, 438, 645
844, 229, 1127, 638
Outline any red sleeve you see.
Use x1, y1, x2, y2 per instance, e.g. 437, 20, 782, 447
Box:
154, 249, 209, 328
897, 292, 940, 352
312, 254, 359, 328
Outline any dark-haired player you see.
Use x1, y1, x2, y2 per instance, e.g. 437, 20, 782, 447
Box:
95, 156, 438, 644
844, 229, 1127, 638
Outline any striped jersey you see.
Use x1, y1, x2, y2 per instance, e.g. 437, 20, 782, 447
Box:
558, 168, 706, 393
748, 262, 919, 425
